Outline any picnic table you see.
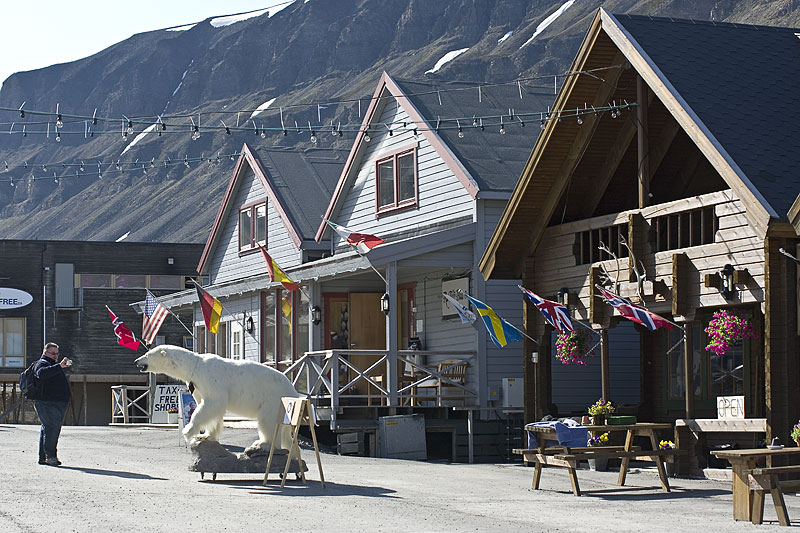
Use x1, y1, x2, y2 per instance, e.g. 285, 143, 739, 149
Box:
515, 422, 681, 496
711, 447, 800, 526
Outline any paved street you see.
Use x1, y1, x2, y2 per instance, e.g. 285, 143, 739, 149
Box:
0, 423, 795, 532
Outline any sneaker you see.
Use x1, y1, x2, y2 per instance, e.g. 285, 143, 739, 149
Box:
45, 457, 61, 466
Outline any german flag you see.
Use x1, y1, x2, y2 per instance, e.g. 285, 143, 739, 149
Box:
195, 284, 222, 334
259, 245, 300, 291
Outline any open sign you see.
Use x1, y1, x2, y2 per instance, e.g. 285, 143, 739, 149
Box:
717, 395, 745, 419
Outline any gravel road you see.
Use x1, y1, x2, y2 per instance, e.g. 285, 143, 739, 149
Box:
0, 424, 793, 532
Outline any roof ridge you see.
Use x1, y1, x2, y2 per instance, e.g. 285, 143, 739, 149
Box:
613, 12, 800, 32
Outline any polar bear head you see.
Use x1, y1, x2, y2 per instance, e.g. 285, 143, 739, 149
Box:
135, 344, 191, 377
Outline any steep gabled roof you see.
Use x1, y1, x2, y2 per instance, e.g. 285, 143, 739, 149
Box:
481, 9, 800, 280
197, 143, 345, 273
314, 71, 553, 241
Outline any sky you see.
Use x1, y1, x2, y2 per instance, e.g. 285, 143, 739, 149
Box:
0, 0, 289, 85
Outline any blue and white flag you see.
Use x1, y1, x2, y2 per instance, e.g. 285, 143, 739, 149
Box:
442, 293, 476, 324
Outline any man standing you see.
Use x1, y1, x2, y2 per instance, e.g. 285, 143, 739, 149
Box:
33, 342, 71, 466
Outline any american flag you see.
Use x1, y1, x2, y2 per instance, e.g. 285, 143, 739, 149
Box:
596, 286, 674, 331
142, 291, 169, 344
519, 286, 573, 334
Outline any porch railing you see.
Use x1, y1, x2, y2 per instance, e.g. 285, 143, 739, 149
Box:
283, 349, 477, 414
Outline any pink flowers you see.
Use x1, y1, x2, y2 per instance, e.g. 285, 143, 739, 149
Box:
555, 329, 595, 365
704, 310, 757, 356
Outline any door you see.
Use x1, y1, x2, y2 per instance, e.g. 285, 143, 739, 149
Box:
348, 293, 386, 398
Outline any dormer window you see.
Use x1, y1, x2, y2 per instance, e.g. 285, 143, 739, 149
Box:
239, 201, 266, 251
376, 146, 417, 215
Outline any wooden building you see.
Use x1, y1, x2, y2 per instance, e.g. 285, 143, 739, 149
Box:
480, 10, 800, 465
0, 240, 202, 424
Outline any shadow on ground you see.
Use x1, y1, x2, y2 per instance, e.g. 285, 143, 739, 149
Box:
194, 477, 398, 498
59, 466, 168, 481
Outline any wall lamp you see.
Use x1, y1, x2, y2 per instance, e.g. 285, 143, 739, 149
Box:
311, 305, 322, 326
705, 263, 748, 300
557, 287, 573, 307
380, 293, 390, 315
245, 315, 254, 333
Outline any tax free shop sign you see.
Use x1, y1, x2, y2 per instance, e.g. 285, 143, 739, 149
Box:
0, 288, 33, 309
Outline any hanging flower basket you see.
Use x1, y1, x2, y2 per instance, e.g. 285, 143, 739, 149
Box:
555, 329, 595, 365
704, 310, 757, 356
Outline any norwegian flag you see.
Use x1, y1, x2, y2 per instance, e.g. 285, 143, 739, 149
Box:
519, 286, 573, 334
596, 286, 674, 331
106, 306, 141, 351
142, 291, 169, 344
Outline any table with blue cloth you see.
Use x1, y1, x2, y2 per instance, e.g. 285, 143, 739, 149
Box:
516, 422, 678, 496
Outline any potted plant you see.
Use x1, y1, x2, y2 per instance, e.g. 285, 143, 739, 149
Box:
587, 399, 615, 426
587, 432, 610, 471
555, 329, 595, 365
660, 440, 677, 476
791, 422, 800, 447
704, 310, 757, 356
167, 407, 179, 424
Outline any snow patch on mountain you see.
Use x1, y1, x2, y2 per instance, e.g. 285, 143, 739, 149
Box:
425, 48, 469, 74
519, 0, 574, 50
249, 98, 277, 119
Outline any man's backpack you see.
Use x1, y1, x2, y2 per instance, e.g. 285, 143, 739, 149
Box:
19, 361, 41, 400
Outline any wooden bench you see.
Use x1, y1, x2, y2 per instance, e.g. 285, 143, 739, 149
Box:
748, 465, 800, 526
514, 446, 682, 496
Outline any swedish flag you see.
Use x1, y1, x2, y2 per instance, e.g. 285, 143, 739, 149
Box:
465, 294, 523, 348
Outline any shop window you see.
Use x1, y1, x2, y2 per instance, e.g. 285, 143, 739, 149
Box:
1, 318, 25, 368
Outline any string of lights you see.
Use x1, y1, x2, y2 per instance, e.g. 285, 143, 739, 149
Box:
0, 101, 636, 142
0, 64, 623, 133
0, 151, 243, 186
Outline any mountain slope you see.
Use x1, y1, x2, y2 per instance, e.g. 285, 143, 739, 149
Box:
0, 0, 797, 243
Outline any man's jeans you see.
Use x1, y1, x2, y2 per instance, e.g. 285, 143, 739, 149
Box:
34, 400, 68, 461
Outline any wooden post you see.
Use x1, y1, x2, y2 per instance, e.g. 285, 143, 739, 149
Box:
637, 75, 650, 209
600, 329, 610, 402
683, 324, 694, 418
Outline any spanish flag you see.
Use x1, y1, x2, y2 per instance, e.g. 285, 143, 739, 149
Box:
195, 284, 222, 334
259, 245, 300, 291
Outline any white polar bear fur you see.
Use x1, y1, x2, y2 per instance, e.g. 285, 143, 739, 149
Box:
134, 344, 300, 451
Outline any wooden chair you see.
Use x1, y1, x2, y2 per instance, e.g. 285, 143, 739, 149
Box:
416, 359, 468, 406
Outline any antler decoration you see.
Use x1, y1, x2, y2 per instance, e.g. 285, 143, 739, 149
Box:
597, 240, 620, 294
619, 234, 647, 301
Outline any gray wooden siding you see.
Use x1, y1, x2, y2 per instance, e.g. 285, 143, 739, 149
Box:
482, 200, 509, 239
334, 93, 474, 245
193, 293, 262, 362
208, 163, 303, 285
483, 279, 524, 396
551, 321, 641, 414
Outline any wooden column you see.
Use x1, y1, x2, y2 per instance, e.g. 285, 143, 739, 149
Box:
683, 323, 695, 419
600, 329, 611, 401
637, 75, 650, 209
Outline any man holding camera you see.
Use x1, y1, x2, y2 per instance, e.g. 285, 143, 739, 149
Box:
33, 342, 72, 466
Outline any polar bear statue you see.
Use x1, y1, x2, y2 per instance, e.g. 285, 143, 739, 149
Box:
135, 345, 300, 452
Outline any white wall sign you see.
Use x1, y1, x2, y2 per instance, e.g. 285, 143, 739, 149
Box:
717, 395, 745, 419
441, 277, 469, 319
0, 288, 33, 309
152, 384, 187, 423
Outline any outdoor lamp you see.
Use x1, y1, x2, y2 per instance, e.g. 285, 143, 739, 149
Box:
311, 305, 322, 325
719, 263, 735, 300
380, 293, 390, 315
557, 287, 571, 306
245, 315, 254, 333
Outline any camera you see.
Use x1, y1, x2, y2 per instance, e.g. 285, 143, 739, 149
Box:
66, 359, 73, 366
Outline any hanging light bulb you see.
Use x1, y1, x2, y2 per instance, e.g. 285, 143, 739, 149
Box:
42, 164, 47, 172
191, 126, 200, 141
230, 154, 236, 161
79, 161, 85, 172
310, 131, 318, 144
184, 156, 190, 168
260, 130, 266, 139
499, 117, 506, 135
10, 177, 14, 187
126, 120, 134, 134
458, 128, 464, 139
577, 114, 583, 125
55, 132, 61, 142
56, 115, 63, 129
364, 133, 371, 142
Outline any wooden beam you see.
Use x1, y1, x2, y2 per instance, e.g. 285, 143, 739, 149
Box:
510, 51, 629, 278
601, 329, 610, 401
637, 75, 650, 209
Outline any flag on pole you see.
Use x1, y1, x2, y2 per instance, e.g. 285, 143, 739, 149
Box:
324, 219, 385, 254
519, 286, 573, 334
259, 245, 299, 291
442, 293, 476, 324
464, 294, 523, 348
596, 286, 674, 331
142, 291, 169, 344
107, 306, 141, 351
195, 284, 222, 334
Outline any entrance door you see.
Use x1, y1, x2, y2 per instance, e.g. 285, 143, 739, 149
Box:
348, 293, 386, 399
